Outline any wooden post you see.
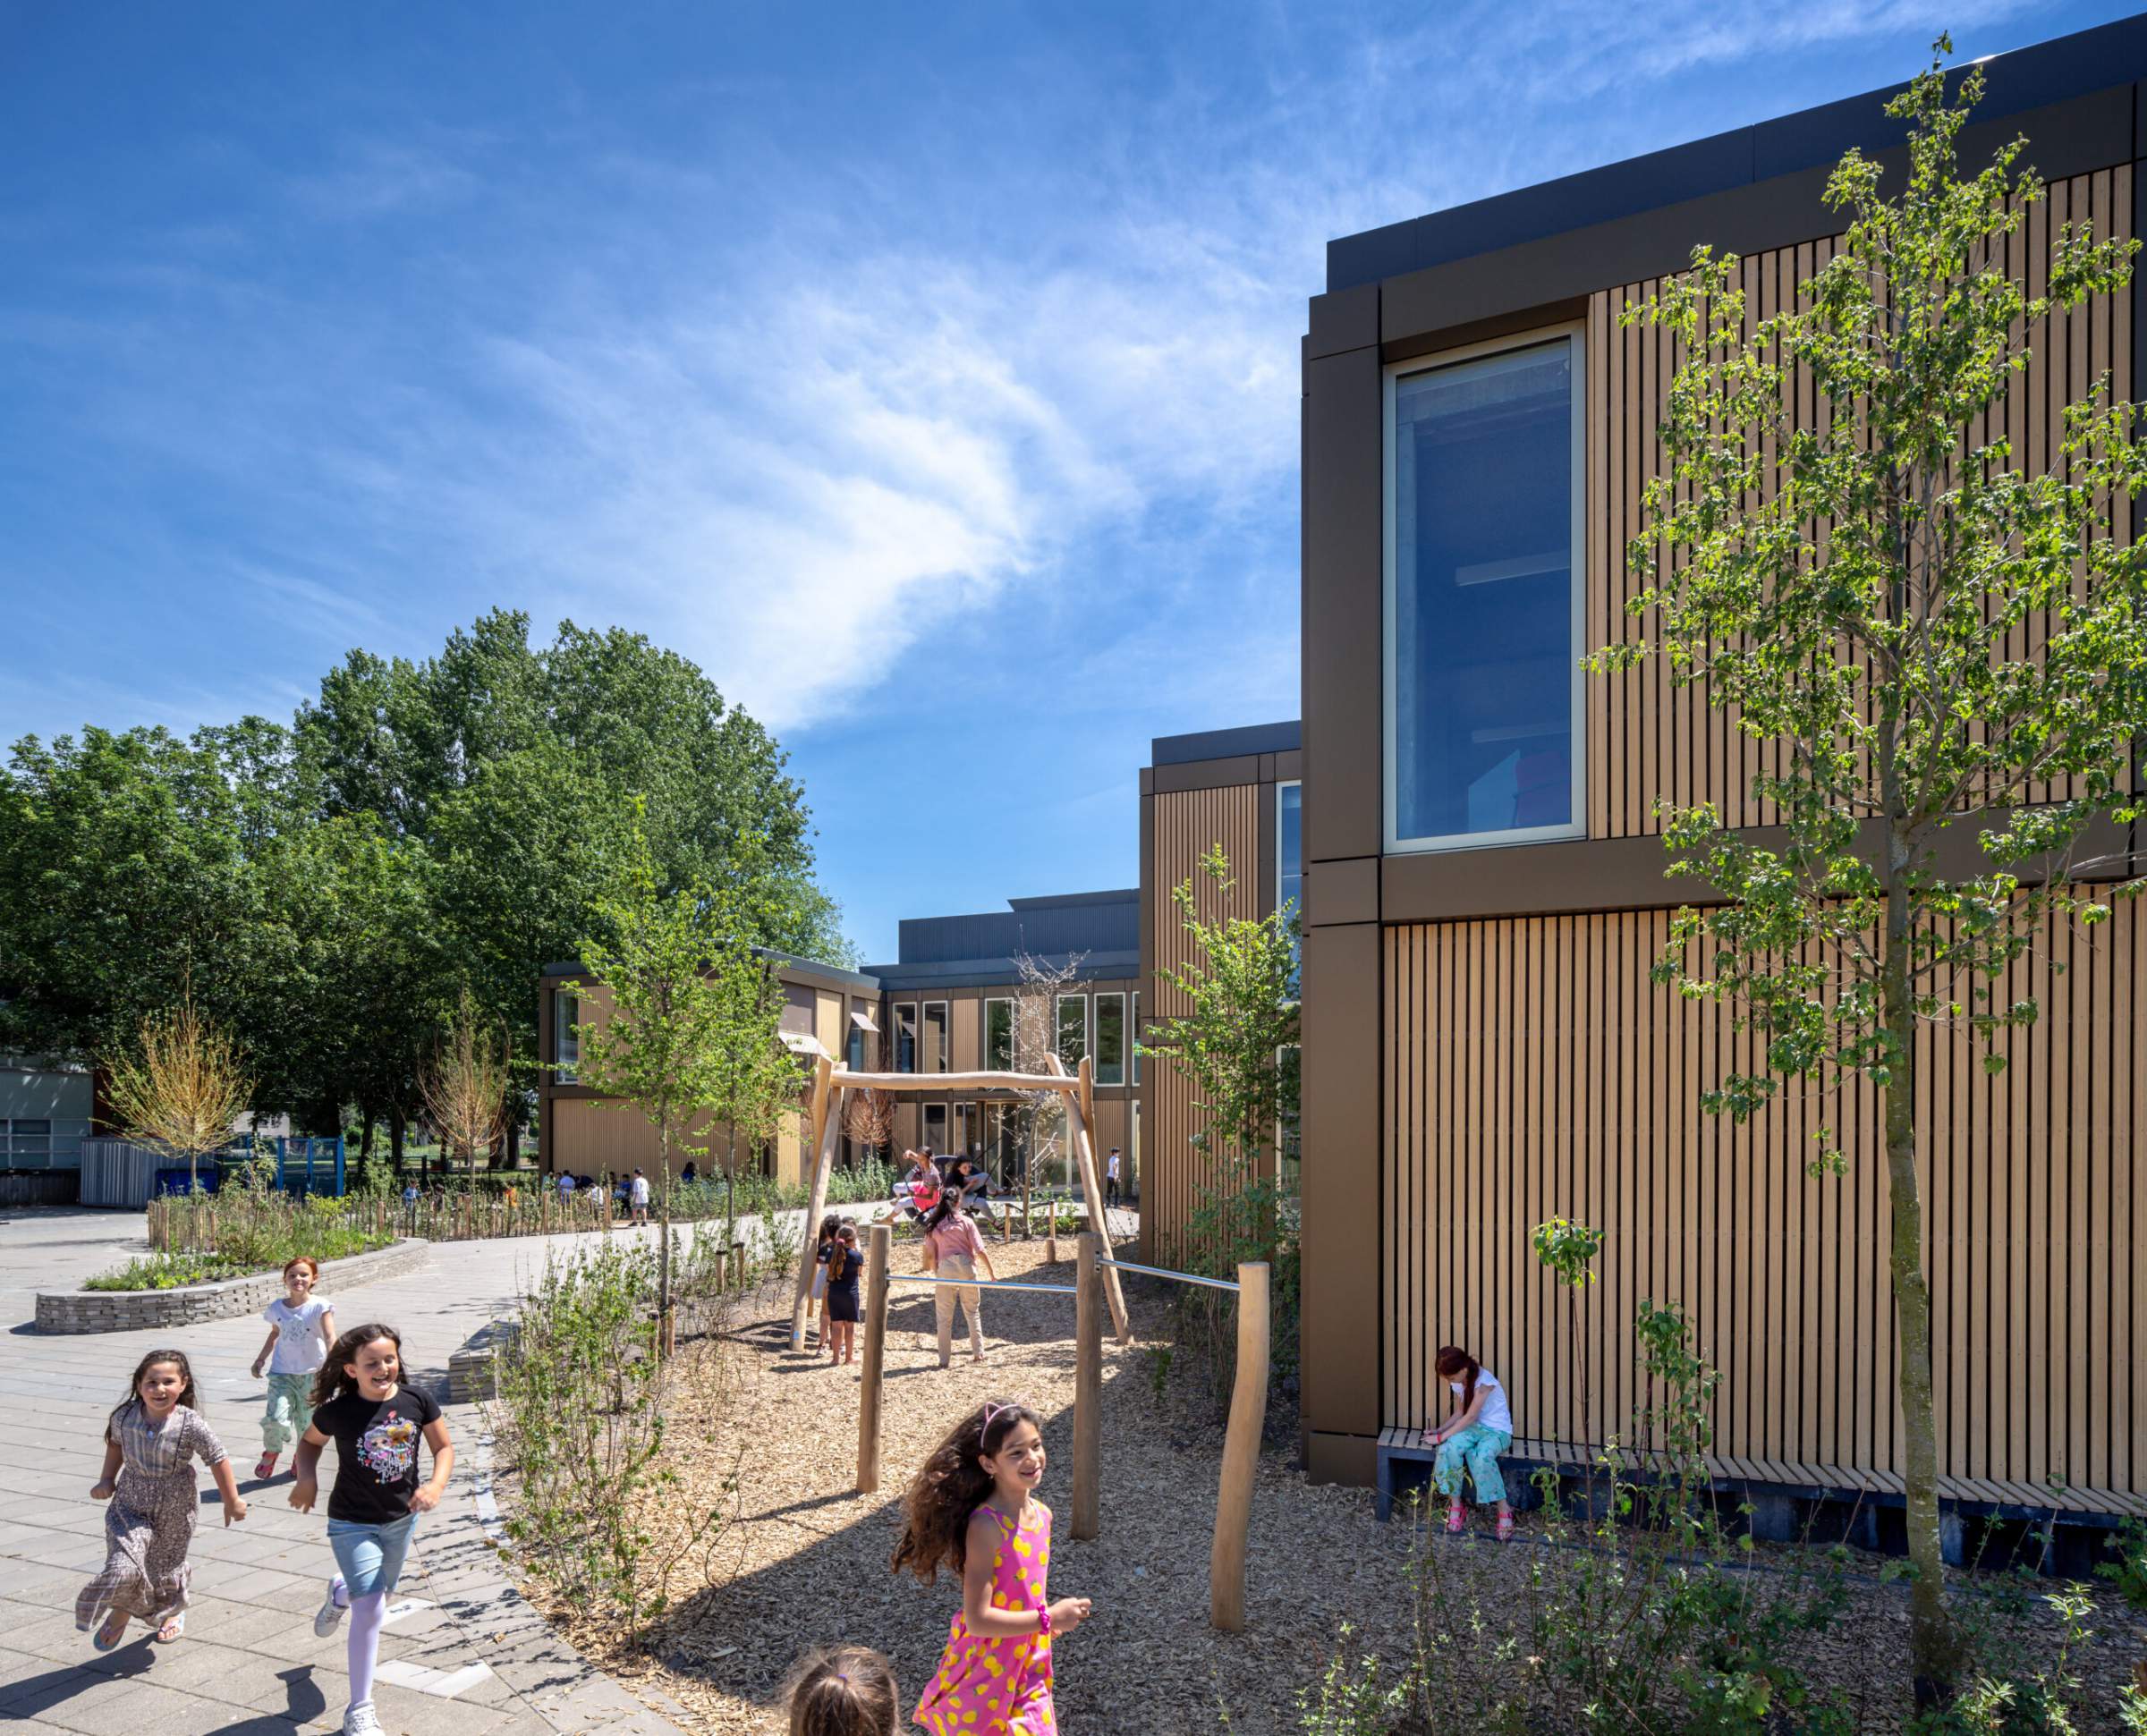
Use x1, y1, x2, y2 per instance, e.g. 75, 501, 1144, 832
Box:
788, 1059, 841, 1352
1073, 1232, 1102, 1540
731, 1241, 746, 1291
1053, 1056, 1129, 1342
856, 1222, 891, 1493
1209, 1259, 1269, 1633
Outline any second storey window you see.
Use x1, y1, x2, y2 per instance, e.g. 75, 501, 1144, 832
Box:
922, 1001, 949, 1073
1386, 327, 1584, 852
1056, 993, 1088, 1068
555, 989, 579, 1085
894, 1003, 918, 1073
985, 997, 1014, 1071
1093, 992, 1125, 1086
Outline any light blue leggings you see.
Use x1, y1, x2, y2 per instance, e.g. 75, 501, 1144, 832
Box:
1432, 1424, 1512, 1505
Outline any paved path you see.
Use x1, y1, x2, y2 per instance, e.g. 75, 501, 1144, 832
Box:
0, 1208, 713, 1736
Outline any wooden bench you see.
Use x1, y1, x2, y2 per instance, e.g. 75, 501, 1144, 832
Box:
1373, 1427, 2147, 1529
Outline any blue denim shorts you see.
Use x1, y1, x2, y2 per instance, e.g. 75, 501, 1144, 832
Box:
327, 1512, 418, 1598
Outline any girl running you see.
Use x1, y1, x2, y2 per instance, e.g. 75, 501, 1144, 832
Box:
892, 1399, 1090, 1734
1429, 1344, 1515, 1538
290, 1323, 454, 1736
784, 1644, 900, 1735
76, 1350, 247, 1649
250, 1256, 336, 1479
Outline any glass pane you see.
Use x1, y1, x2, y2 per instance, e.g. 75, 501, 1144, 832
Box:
895, 1004, 918, 1073
1094, 994, 1124, 1086
556, 992, 579, 1081
1278, 783, 1303, 990
1131, 991, 1141, 1084
922, 1104, 947, 1153
1057, 995, 1087, 1065
986, 1001, 1013, 1071
1393, 337, 1576, 844
923, 1003, 948, 1073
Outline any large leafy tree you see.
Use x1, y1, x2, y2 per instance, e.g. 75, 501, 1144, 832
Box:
1603, 46, 2146, 1695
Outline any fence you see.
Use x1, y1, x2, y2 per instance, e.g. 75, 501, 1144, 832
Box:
81, 1136, 346, 1208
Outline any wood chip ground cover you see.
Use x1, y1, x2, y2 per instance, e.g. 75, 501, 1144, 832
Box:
498, 1238, 2147, 1734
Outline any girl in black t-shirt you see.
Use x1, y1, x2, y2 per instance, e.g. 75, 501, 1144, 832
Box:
288, 1323, 453, 1736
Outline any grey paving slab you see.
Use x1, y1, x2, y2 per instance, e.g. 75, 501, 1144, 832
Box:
0, 1208, 694, 1736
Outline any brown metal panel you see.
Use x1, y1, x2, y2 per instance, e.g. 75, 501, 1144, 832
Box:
1308, 282, 1379, 359
1308, 856, 1378, 927
1303, 346, 1384, 862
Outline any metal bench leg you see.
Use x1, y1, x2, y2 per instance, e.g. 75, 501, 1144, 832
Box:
1375, 1452, 1395, 1522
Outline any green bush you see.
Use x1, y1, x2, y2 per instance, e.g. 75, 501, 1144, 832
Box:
111, 1191, 394, 1289
85, 1252, 250, 1291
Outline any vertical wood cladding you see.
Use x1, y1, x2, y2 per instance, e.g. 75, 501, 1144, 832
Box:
1383, 902, 2143, 1497
1148, 783, 1263, 1264
1585, 166, 2134, 839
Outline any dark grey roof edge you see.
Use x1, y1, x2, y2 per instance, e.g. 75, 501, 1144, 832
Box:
1005, 889, 1139, 910
1150, 719, 1303, 766
541, 950, 881, 995
861, 951, 1143, 990
1328, 13, 2147, 292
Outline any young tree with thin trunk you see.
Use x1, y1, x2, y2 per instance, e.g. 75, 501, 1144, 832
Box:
1603, 45, 2146, 1698
420, 985, 511, 1188
104, 995, 255, 1195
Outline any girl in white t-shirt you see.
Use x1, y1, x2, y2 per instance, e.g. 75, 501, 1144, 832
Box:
1429, 1344, 1515, 1538
250, 1258, 336, 1481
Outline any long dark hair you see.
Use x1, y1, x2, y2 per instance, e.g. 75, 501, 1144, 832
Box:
922, 1191, 968, 1235
783, 1644, 898, 1736
312, 1322, 403, 1407
108, 1350, 197, 1441
889, 1400, 1044, 1584
1436, 1344, 1480, 1418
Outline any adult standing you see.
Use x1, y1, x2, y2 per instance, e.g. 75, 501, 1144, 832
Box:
920, 1194, 996, 1366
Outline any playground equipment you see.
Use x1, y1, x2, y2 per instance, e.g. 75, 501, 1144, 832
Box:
852, 1220, 1270, 1634
787, 1053, 1132, 1352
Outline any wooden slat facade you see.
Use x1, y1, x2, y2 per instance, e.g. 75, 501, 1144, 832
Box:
1585, 166, 2134, 837
1384, 900, 2145, 1502
1146, 783, 1263, 1265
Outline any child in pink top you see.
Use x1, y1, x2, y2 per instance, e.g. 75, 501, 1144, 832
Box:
920, 1197, 997, 1366
891, 1400, 1090, 1735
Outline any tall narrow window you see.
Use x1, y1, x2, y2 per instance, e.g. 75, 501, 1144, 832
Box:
1131, 990, 1141, 1084
922, 1104, 948, 1155
845, 1025, 865, 1071
1387, 328, 1584, 851
555, 990, 580, 1085
894, 1003, 919, 1073
922, 1002, 949, 1074
985, 998, 1014, 1071
1056, 994, 1088, 1067
1277, 780, 1303, 991
1093, 992, 1125, 1086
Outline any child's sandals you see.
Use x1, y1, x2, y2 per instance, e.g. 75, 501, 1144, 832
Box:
1445, 1503, 1467, 1535
1496, 1511, 1515, 1542
254, 1452, 278, 1480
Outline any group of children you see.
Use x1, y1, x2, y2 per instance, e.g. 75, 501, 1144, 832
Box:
74, 1255, 452, 1736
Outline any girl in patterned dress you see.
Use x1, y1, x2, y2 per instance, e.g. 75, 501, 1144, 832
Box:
76, 1350, 248, 1648
891, 1400, 1090, 1735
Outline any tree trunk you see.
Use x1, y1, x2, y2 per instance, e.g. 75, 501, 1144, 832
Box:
1883, 903, 1956, 1700
359, 1109, 376, 1164
658, 1126, 673, 1331
390, 1106, 406, 1173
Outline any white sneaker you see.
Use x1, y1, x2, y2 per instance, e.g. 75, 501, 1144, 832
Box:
313, 1578, 346, 1637
343, 1701, 382, 1736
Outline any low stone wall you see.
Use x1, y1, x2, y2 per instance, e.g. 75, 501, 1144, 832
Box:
34, 1238, 430, 1334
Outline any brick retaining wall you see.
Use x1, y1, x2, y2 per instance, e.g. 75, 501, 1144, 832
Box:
34, 1239, 430, 1334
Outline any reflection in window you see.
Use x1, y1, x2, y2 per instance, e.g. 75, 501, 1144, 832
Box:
1056, 994, 1088, 1067
1131, 991, 1141, 1084
985, 998, 1014, 1071
1093, 993, 1125, 1086
894, 1003, 918, 1073
1278, 781, 1303, 991
923, 1001, 949, 1073
1390, 333, 1582, 850
555, 990, 580, 1085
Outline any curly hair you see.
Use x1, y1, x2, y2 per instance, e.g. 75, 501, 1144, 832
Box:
312, 1322, 403, 1407
783, 1644, 898, 1736
889, 1399, 1043, 1585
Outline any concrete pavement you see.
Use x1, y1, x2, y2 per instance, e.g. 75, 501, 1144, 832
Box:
0, 1207, 704, 1736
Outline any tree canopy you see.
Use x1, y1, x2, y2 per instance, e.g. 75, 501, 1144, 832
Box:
0, 609, 851, 1160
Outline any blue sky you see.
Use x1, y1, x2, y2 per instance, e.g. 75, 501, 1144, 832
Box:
0, 0, 2133, 961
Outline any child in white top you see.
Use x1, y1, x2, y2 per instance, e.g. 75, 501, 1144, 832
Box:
1429, 1344, 1515, 1538
250, 1257, 335, 1481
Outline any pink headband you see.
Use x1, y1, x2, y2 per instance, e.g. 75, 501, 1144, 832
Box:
981, 1400, 1031, 1431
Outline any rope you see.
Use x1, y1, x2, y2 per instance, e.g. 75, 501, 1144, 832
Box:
883, 1274, 1078, 1296
1094, 1256, 1241, 1293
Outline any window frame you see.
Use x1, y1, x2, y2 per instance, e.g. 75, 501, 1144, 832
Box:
1131, 990, 1141, 1085
1092, 991, 1125, 1087
984, 997, 1014, 1071
555, 988, 580, 1085
1056, 992, 1089, 1067
1382, 321, 1588, 856
921, 1000, 949, 1074
894, 1002, 919, 1073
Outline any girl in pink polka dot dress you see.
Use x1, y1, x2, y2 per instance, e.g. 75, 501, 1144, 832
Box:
890, 1400, 1091, 1735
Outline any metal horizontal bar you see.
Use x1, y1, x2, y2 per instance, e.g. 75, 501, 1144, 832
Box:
833, 1068, 1080, 1094
884, 1274, 1079, 1296
1095, 1256, 1240, 1293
